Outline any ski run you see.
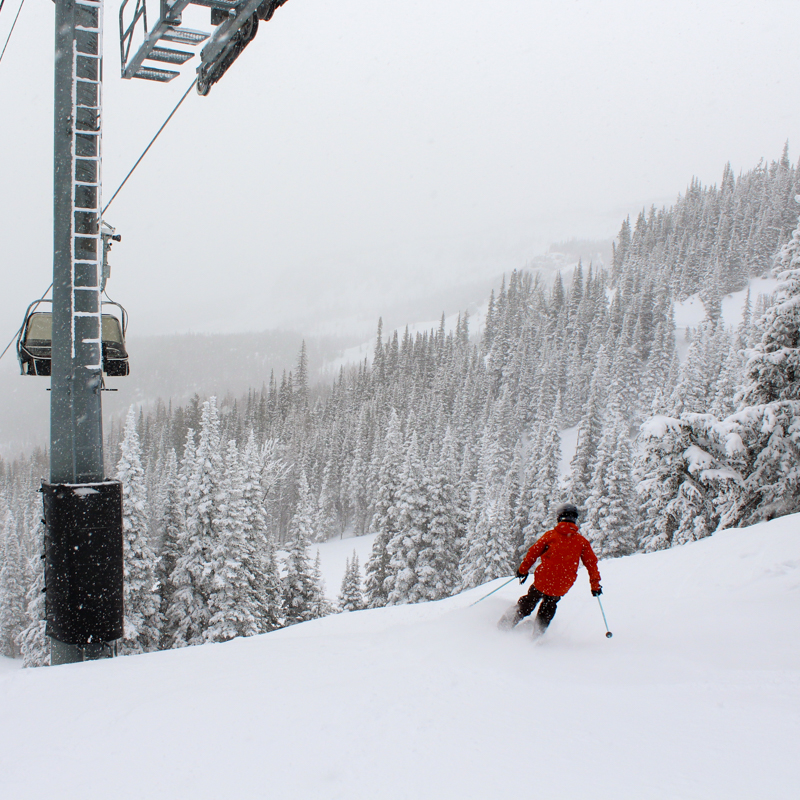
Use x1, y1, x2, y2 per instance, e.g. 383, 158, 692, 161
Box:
1, 512, 798, 800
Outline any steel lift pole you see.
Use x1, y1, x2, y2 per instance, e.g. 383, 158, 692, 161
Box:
49, 0, 124, 665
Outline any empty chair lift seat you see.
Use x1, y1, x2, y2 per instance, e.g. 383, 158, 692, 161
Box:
18, 310, 129, 377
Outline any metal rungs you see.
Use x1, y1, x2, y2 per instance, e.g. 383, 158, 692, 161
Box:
148, 47, 195, 65
160, 26, 210, 45
133, 66, 181, 82
187, 0, 237, 7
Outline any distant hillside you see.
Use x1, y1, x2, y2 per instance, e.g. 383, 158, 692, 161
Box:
0, 329, 358, 456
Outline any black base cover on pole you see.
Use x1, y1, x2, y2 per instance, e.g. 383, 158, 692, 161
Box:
43, 481, 124, 645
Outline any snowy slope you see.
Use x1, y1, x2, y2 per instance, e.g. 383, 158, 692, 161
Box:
673, 276, 779, 360
314, 532, 378, 600
2, 516, 799, 800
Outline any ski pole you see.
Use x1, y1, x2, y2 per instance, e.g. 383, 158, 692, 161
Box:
597, 596, 613, 638
469, 576, 517, 607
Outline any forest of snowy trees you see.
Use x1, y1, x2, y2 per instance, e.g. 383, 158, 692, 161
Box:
2, 148, 800, 665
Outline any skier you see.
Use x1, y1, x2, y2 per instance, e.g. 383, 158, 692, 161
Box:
498, 503, 602, 636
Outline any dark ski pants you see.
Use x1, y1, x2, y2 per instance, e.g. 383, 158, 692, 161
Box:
517, 586, 561, 631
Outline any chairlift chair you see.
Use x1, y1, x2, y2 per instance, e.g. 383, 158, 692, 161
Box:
17, 299, 130, 377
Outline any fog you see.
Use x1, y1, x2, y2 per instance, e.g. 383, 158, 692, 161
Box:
2, 0, 799, 344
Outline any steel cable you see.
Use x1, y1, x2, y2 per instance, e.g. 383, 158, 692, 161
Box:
102, 77, 197, 214
0, 0, 25, 66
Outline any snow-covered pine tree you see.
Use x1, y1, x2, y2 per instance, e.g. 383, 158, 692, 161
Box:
257, 536, 285, 631
569, 347, 609, 506
242, 430, 284, 632
460, 473, 515, 588
310, 550, 332, 618
608, 311, 643, 424
710, 332, 746, 418
0, 497, 27, 658
635, 415, 689, 552
205, 440, 261, 643
282, 487, 322, 626
668, 322, 720, 416
364, 410, 403, 607
259, 436, 288, 547
291, 469, 318, 548
167, 399, 224, 647
640, 301, 679, 413
410, 427, 462, 602
583, 410, 637, 557
386, 432, 427, 604
17, 540, 48, 667
156, 448, 182, 648
510, 444, 534, 562
460, 387, 520, 588
523, 393, 564, 546
338, 551, 364, 612
347, 408, 372, 537
314, 468, 337, 543
116, 407, 162, 654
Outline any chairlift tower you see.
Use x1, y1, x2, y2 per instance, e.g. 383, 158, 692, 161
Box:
48, 0, 124, 665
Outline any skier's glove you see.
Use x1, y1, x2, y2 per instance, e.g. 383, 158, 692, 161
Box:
516, 569, 528, 585
592, 586, 602, 597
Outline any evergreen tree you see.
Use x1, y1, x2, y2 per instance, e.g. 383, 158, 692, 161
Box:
460, 475, 515, 588
411, 428, 462, 602
205, 440, 261, 642
583, 411, 637, 557
635, 415, 689, 552
116, 407, 162, 654
167, 399, 224, 648
0, 498, 27, 658
291, 470, 319, 550
156, 449, 182, 648
364, 410, 403, 607
243, 430, 284, 632
310, 550, 332, 618
524, 392, 564, 545
338, 552, 364, 612
386, 432, 428, 604
283, 497, 323, 626
18, 543, 48, 668
569, 348, 609, 506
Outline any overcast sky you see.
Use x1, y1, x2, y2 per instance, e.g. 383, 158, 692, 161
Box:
1, 0, 800, 340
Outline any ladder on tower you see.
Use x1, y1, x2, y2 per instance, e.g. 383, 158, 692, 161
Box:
73, 0, 105, 376
119, 0, 288, 93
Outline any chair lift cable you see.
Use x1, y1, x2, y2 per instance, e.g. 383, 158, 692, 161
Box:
0, 0, 25, 66
102, 77, 197, 215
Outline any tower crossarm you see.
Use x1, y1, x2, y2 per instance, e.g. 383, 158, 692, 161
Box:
119, 0, 288, 88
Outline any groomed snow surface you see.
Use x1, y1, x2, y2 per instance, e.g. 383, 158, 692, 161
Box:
2, 516, 799, 800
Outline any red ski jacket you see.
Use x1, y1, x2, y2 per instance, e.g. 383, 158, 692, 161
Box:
518, 521, 601, 597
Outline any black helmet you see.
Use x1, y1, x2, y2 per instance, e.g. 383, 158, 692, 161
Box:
555, 503, 579, 523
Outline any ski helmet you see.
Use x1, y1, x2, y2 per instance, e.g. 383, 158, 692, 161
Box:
555, 503, 579, 523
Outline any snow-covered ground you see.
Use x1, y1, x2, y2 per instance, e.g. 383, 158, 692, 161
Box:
2, 515, 798, 799
558, 423, 580, 477
314, 531, 378, 600
673, 276, 779, 359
